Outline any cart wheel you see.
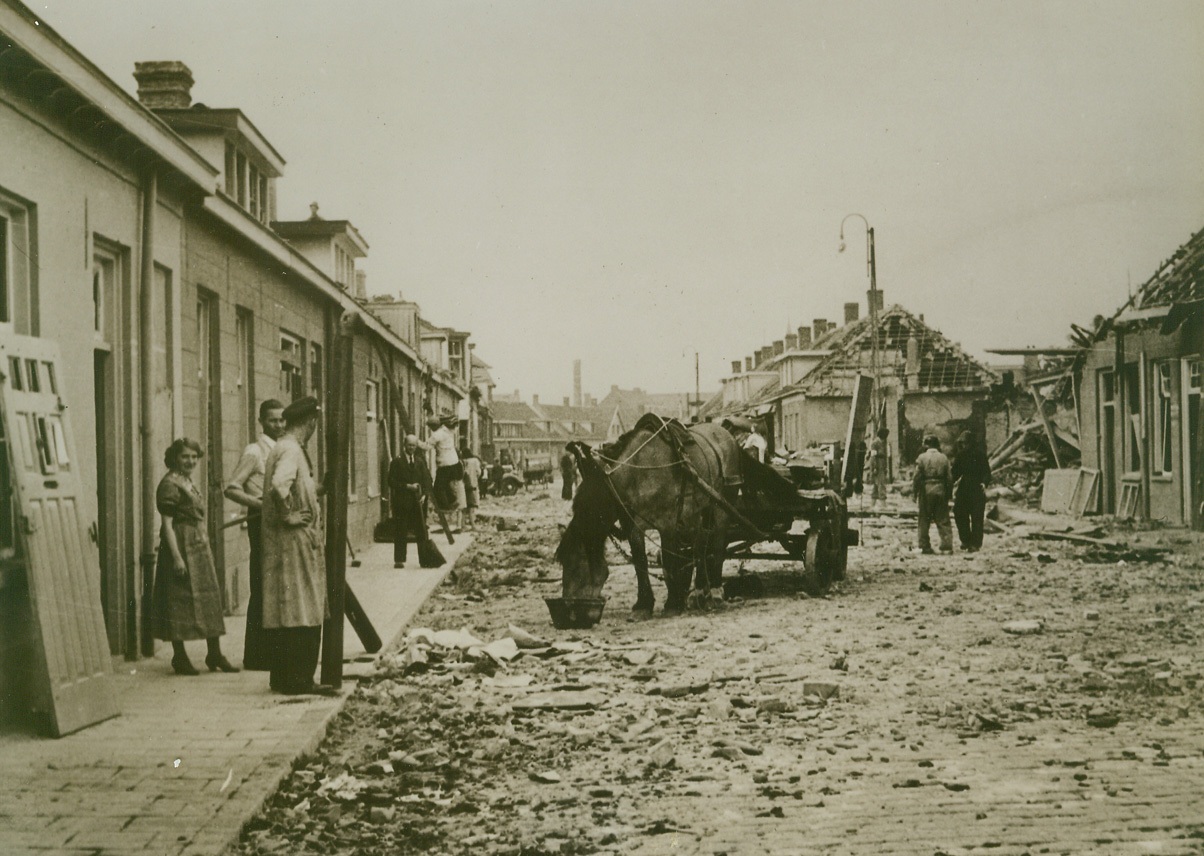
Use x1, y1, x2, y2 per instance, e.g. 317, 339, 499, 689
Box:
803, 529, 835, 594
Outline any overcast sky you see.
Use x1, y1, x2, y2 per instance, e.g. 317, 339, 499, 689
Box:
38, 0, 1204, 403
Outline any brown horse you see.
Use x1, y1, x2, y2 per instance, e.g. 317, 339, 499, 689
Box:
556, 414, 744, 615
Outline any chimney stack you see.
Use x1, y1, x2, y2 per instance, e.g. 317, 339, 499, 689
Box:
532, 394, 539, 405
745, 356, 754, 372
844, 302, 860, 324
573, 360, 582, 407
759, 346, 773, 366
563, 396, 570, 407
797, 326, 812, 348
773, 340, 785, 356
731, 360, 742, 374
133, 61, 194, 110
354, 270, 368, 300
813, 319, 827, 340
867, 289, 884, 313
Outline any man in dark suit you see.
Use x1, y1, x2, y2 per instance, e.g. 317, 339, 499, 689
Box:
388, 434, 433, 568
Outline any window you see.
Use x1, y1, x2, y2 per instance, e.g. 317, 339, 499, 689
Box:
1124, 362, 1140, 473
92, 238, 125, 346
366, 380, 380, 498
236, 308, 255, 441
1153, 361, 1174, 476
236, 151, 247, 207
280, 331, 304, 400
449, 339, 465, 381
1, 190, 35, 334
249, 165, 260, 220
224, 142, 236, 197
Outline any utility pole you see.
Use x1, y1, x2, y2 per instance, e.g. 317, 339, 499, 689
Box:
694, 351, 700, 422
841, 214, 883, 435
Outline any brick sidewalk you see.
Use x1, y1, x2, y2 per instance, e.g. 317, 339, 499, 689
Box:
0, 534, 471, 856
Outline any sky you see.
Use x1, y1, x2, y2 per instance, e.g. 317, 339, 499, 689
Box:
37, 0, 1204, 404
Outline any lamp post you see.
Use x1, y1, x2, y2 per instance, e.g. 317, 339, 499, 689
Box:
839, 213, 882, 434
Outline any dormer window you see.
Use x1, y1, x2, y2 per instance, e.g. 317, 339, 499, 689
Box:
224, 141, 273, 225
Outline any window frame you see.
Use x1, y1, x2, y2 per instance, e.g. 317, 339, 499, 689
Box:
1151, 360, 1174, 477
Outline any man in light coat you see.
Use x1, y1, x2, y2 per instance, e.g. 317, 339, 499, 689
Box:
261, 397, 333, 695
912, 434, 953, 554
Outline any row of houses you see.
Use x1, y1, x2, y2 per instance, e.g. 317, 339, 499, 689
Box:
490, 385, 706, 466
702, 293, 1006, 469
0, 0, 494, 712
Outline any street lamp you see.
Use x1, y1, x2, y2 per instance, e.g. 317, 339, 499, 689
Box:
839, 213, 882, 434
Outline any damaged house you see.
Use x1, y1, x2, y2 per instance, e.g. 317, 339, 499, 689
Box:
1078, 226, 1204, 526
709, 294, 1001, 469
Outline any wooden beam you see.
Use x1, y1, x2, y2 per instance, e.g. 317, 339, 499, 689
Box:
320, 312, 358, 687
1029, 385, 1062, 469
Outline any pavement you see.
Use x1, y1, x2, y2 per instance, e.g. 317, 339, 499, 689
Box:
0, 531, 473, 856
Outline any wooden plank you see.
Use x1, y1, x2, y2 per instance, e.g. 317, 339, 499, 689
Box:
1040, 468, 1080, 513
0, 334, 118, 736
1030, 386, 1063, 468
321, 313, 357, 688
839, 374, 875, 489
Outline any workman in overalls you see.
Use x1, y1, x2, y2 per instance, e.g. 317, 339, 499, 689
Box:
912, 434, 953, 554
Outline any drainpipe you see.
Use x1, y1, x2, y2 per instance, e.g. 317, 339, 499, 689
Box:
138, 168, 157, 658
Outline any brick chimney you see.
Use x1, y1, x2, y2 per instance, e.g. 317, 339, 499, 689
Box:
813, 319, 827, 340
133, 61, 194, 109
785, 333, 798, 350
797, 326, 812, 348
354, 270, 368, 300
844, 302, 860, 324
745, 356, 754, 372
867, 289, 884, 313
731, 360, 742, 374
532, 394, 539, 405
563, 396, 570, 406
773, 340, 785, 356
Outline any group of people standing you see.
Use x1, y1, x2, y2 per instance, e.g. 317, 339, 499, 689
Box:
154, 396, 330, 694
386, 413, 481, 567
152, 398, 477, 696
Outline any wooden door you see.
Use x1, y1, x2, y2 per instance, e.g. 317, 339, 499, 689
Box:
0, 333, 118, 736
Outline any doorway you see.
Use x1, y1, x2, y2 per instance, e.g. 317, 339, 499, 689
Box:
195, 290, 226, 608
92, 241, 133, 656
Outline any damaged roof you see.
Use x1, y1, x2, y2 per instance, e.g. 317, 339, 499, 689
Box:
1132, 225, 1204, 310
785, 305, 998, 397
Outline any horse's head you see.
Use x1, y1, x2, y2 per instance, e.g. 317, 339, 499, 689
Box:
556, 443, 617, 600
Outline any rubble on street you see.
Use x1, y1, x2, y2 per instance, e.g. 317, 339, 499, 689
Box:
235, 491, 1204, 856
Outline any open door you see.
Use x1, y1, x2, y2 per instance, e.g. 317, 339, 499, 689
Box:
0, 333, 118, 736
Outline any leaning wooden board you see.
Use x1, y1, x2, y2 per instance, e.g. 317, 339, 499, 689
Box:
0, 333, 118, 736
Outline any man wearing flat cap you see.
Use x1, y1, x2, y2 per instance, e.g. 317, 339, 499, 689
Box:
260, 396, 333, 695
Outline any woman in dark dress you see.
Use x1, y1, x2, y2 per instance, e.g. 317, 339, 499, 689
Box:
152, 438, 237, 675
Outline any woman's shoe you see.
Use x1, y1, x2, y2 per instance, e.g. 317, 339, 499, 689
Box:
172, 655, 199, 676
205, 654, 240, 673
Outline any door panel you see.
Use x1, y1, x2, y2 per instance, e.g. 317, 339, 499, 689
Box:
0, 333, 118, 736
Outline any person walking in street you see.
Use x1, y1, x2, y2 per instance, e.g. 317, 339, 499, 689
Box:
223, 399, 285, 671
261, 397, 333, 696
913, 434, 953, 555
559, 444, 577, 501
423, 413, 463, 531
952, 431, 992, 553
152, 438, 237, 675
867, 427, 890, 509
388, 434, 432, 567
461, 445, 482, 528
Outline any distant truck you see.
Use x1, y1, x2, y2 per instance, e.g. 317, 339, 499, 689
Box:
523, 455, 555, 485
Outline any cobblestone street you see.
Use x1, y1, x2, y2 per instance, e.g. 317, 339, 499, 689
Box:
235, 491, 1204, 856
